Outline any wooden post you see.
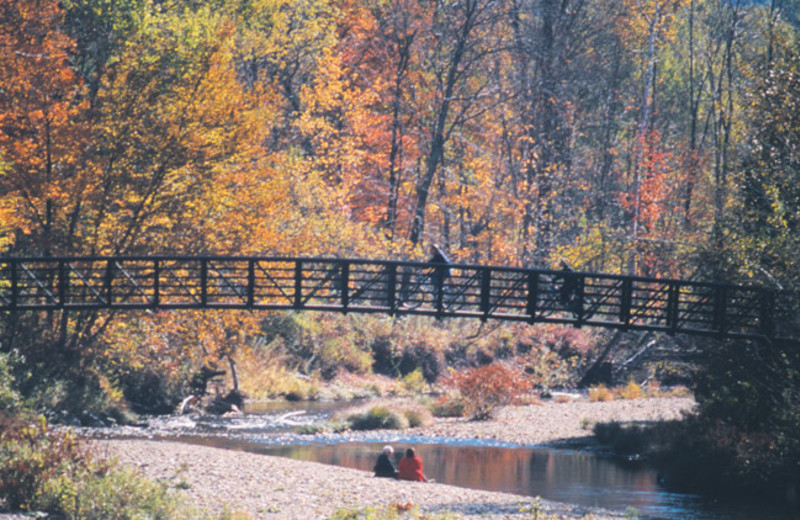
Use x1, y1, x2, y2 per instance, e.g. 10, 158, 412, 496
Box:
387, 264, 397, 314
526, 271, 538, 323
340, 261, 350, 312
480, 268, 491, 321
667, 282, 679, 335
619, 278, 632, 329
247, 259, 255, 308
199, 259, 207, 307
152, 259, 160, 308
58, 260, 67, 308
294, 260, 303, 309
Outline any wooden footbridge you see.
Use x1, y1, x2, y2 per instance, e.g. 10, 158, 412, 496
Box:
0, 255, 795, 343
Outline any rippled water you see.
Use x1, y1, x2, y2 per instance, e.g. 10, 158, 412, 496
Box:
108, 403, 796, 520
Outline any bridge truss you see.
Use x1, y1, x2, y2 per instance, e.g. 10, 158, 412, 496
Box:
0, 255, 795, 343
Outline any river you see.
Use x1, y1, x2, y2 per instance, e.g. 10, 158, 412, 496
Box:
128, 401, 796, 520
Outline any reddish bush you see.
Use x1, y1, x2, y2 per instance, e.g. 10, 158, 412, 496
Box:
443, 363, 533, 420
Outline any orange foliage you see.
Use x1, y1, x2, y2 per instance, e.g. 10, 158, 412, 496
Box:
0, 0, 88, 254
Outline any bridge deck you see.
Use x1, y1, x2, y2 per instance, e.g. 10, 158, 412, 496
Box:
0, 255, 794, 342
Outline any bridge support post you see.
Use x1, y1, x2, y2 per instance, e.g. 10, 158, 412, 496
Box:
526, 271, 538, 323
667, 282, 679, 335
58, 260, 67, 308
200, 259, 208, 307
340, 261, 349, 312
294, 261, 303, 310
247, 260, 255, 308
574, 275, 585, 327
480, 268, 491, 321
387, 264, 397, 315
152, 259, 160, 308
620, 278, 632, 329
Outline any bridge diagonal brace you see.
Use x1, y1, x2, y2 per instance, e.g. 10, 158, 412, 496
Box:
301, 264, 342, 306
585, 281, 621, 317
19, 263, 58, 305
450, 271, 480, 307
679, 293, 713, 326
113, 262, 153, 304
254, 262, 293, 303
630, 285, 669, 322
208, 263, 247, 301
67, 263, 106, 304
348, 269, 387, 303
489, 275, 526, 315
162, 264, 202, 305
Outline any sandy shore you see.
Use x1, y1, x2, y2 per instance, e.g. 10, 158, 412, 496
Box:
90, 396, 694, 520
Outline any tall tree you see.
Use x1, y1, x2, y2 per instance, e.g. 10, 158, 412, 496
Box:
0, 0, 89, 256
408, 0, 502, 247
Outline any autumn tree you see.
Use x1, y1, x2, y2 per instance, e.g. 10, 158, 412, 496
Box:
0, 0, 269, 418
0, 0, 89, 256
407, 0, 504, 248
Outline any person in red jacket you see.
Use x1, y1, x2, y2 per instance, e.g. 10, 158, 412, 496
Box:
397, 447, 428, 482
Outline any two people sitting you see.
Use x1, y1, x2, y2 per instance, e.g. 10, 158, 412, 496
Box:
373, 445, 428, 482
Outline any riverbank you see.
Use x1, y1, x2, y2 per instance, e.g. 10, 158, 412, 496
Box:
89, 396, 694, 519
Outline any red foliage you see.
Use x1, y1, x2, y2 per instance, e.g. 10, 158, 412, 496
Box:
443, 362, 533, 420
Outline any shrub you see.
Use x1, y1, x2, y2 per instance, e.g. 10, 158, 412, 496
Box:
617, 380, 642, 400
0, 415, 234, 519
116, 367, 177, 415
443, 362, 533, 420
398, 345, 445, 383
297, 423, 327, 435
400, 368, 428, 395
0, 416, 92, 510
429, 395, 467, 418
588, 384, 615, 402
402, 406, 433, 428
35, 465, 186, 519
347, 406, 409, 430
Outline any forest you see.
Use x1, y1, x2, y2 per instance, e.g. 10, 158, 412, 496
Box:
1, 0, 800, 503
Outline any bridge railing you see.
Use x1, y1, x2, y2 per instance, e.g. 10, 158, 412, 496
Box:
0, 255, 793, 342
